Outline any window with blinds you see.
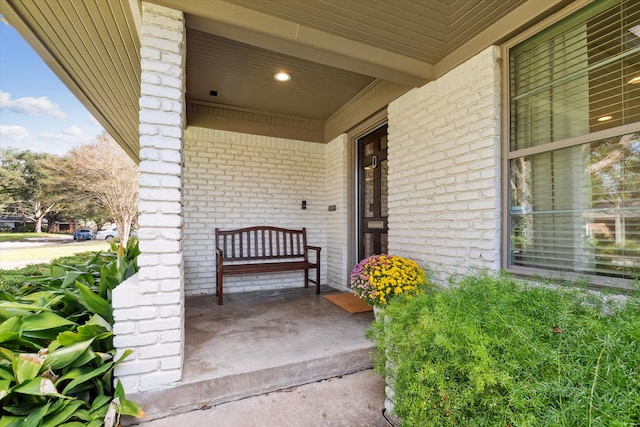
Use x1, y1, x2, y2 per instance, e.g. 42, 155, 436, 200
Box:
507, 0, 640, 284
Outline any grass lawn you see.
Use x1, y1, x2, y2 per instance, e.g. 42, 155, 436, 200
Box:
0, 240, 109, 262
0, 232, 72, 242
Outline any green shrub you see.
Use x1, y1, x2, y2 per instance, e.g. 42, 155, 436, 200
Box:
0, 239, 143, 426
368, 271, 640, 426
0, 253, 98, 294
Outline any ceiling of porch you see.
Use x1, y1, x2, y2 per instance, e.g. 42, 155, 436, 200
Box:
168, 0, 572, 125
0, 0, 574, 160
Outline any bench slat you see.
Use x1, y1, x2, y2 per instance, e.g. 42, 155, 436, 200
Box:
223, 261, 317, 275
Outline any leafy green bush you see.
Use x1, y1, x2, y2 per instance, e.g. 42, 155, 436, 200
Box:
0, 253, 98, 294
0, 240, 143, 426
368, 271, 640, 426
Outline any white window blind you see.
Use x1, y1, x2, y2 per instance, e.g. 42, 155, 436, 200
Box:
507, 0, 640, 283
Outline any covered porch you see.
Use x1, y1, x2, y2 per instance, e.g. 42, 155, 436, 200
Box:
128, 285, 377, 421
0, 0, 582, 418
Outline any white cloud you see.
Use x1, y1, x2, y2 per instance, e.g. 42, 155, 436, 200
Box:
0, 124, 30, 142
40, 132, 85, 143
0, 89, 67, 119
62, 125, 82, 137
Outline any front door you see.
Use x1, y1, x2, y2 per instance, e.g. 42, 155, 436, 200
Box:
358, 125, 388, 261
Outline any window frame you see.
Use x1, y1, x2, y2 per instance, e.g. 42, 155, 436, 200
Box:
501, 0, 640, 289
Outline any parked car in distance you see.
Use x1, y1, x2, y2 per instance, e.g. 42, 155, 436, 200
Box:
73, 229, 93, 241
95, 227, 138, 241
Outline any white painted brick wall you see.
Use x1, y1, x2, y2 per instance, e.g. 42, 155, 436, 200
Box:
113, 3, 185, 393
325, 134, 349, 290
387, 46, 502, 285
183, 128, 328, 295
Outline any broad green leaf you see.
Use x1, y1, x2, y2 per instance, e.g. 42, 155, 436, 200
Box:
21, 291, 64, 305
22, 311, 76, 331
69, 348, 99, 368
41, 399, 85, 427
14, 353, 44, 383
100, 263, 115, 284
22, 401, 50, 427
66, 408, 91, 422
0, 307, 16, 322
87, 314, 112, 333
50, 265, 67, 278
114, 378, 126, 400
0, 301, 51, 311
41, 339, 94, 371
111, 380, 145, 417
0, 416, 24, 427
0, 379, 11, 401
13, 377, 66, 398
22, 328, 68, 340
99, 274, 119, 298
0, 318, 22, 344
0, 291, 15, 302
75, 282, 113, 324
0, 332, 21, 344
0, 365, 15, 381
61, 362, 113, 394
89, 394, 111, 413
61, 271, 82, 288
57, 325, 110, 347
114, 348, 133, 365
0, 347, 15, 362
118, 398, 145, 418
78, 323, 111, 338
54, 366, 84, 383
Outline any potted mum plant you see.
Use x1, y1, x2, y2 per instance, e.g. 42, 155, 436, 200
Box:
349, 254, 429, 310
349, 254, 428, 419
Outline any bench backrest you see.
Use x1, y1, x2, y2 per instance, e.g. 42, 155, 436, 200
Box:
215, 226, 308, 261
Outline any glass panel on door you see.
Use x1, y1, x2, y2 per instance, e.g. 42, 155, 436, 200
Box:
358, 124, 388, 262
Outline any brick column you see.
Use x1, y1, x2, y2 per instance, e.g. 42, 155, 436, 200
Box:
113, 2, 185, 392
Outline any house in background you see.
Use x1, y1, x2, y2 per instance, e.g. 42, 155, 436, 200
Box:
2, 0, 638, 411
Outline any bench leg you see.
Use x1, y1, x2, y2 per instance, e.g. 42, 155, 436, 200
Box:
315, 265, 320, 294
304, 269, 309, 288
216, 268, 223, 305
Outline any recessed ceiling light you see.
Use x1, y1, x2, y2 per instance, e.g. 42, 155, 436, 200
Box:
274, 72, 291, 82
629, 76, 640, 84
597, 115, 613, 122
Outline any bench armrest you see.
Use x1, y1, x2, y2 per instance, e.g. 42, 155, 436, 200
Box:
305, 245, 321, 264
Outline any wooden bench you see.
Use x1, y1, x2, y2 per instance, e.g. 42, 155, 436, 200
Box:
215, 226, 321, 305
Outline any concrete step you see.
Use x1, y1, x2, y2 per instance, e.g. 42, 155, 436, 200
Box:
126, 347, 373, 423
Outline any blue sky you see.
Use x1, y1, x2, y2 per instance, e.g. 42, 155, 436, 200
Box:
0, 19, 104, 156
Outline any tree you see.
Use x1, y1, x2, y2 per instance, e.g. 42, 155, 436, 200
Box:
0, 148, 61, 233
587, 132, 640, 246
37, 154, 110, 231
66, 132, 139, 247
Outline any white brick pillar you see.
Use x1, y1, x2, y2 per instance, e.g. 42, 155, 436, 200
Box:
113, 3, 185, 392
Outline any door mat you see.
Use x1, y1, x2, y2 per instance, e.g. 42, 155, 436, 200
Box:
323, 293, 373, 314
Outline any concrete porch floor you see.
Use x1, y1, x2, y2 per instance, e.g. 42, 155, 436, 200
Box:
128, 285, 377, 422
